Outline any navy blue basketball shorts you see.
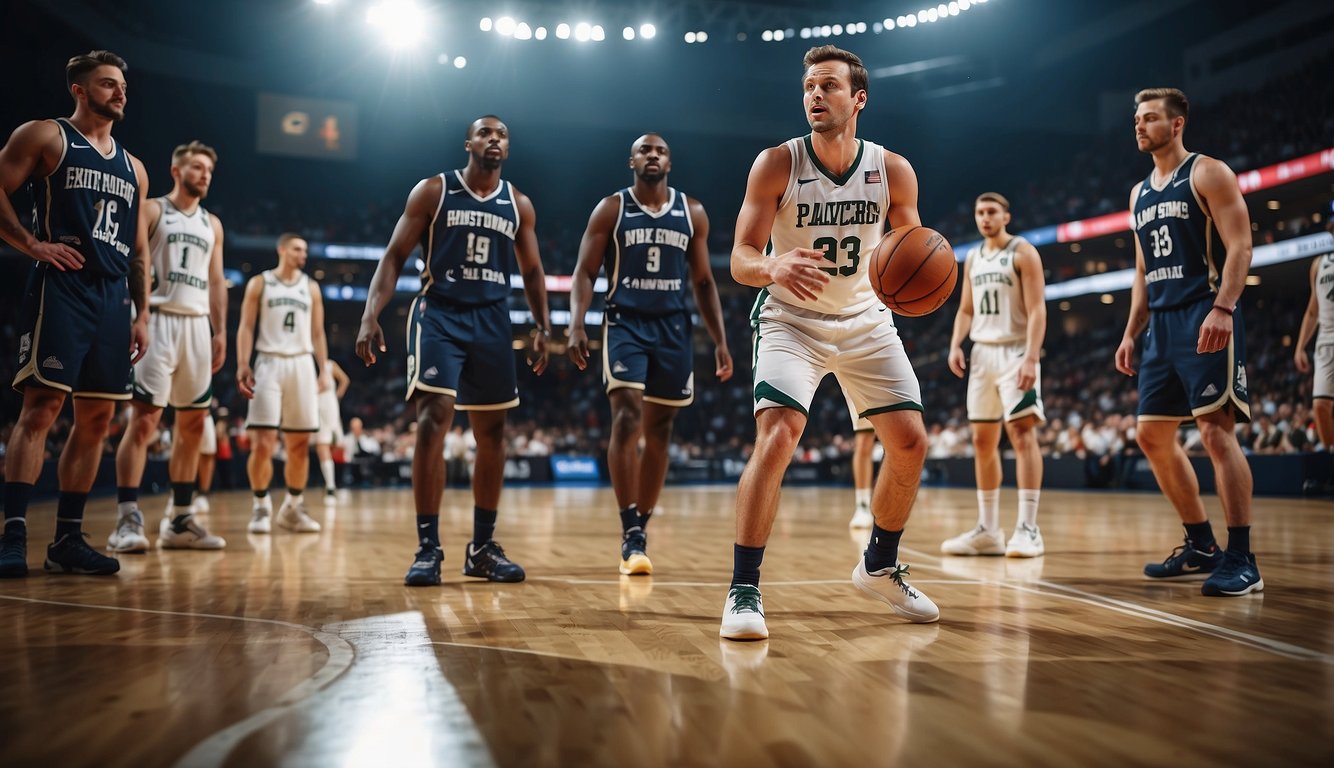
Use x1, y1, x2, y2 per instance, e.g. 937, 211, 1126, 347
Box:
12, 266, 132, 400
1138, 297, 1250, 423
405, 295, 518, 410
602, 309, 694, 407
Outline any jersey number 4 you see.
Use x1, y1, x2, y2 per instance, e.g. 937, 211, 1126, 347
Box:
813, 235, 860, 277
283, 311, 296, 332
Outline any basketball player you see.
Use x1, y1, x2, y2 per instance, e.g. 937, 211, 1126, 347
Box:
721, 46, 939, 640
846, 401, 874, 528
236, 233, 327, 535
567, 132, 733, 576
314, 358, 350, 499
944, 192, 1047, 558
0, 51, 150, 578
1294, 220, 1334, 450
1115, 88, 1260, 596
109, 141, 227, 552
356, 115, 551, 586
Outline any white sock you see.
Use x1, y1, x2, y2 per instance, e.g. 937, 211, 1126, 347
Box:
254, 494, 273, 510
855, 488, 871, 508
1017, 489, 1040, 528
320, 458, 336, 490
977, 489, 1000, 531
117, 501, 139, 518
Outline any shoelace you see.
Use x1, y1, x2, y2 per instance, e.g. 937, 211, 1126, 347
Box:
729, 586, 762, 614
888, 565, 919, 598
1160, 544, 1188, 565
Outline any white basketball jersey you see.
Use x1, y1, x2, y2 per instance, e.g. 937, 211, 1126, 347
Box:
968, 236, 1029, 344
769, 136, 888, 315
148, 197, 215, 316
1317, 253, 1334, 346
255, 270, 314, 356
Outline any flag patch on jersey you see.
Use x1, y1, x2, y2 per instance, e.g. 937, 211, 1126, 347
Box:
864, 169, 881, 184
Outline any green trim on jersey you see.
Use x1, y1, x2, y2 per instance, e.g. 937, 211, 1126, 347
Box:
861, 402, 924, 417
749, 287, 771, 327
754, 381, 808, 415
1009, 389, 1038, 416
803, 135, 864, 186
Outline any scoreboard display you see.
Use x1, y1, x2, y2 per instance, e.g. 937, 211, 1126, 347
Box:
256, 93, 358, 161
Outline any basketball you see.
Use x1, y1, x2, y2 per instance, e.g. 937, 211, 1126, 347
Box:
868, 225, 958, 316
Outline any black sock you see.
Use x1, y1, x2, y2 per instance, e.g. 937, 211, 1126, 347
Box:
288, 487, 303, 498
417, 515, 440, 547
254, 489, 269, 500
472, 506, 497, 545
172, 482, 195, 510
1184, 521, 1216, 551
619, 504, 640, 534
117, 486, 138, 504
55, 492, 88, 540
864, 525, 904, 572
1226, 526, 1251, 555
4, 482, 33, 535
732, 543, 765, 587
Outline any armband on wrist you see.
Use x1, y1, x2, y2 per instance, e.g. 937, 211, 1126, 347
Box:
1211, 304, 1234, 316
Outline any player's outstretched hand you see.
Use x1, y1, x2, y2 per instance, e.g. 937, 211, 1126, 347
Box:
30, 241, 84, 272
1295, 348, 1310, 374
715, 346, 733, 382
769, 247, 830, 302
237, 364, 256, 400
1115, 336, 1137, 376
567, 327, 589, 371
356, 318, 385, 367
1197, 308, 1232, 355
528, 328, 549, 375
947, 346, 966, 378
129, 316, 149, 365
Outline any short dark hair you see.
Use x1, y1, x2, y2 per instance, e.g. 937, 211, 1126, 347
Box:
467, 114, 504, 140
975, 192, 1010, 212
276, 232, 305, 249
1135, 88, 1189, 122
172, 140, 218, 167
803, 45, 868, 97
66, 50, 127, 94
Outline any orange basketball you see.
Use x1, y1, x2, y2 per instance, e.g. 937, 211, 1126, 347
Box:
868, 225, 958, 316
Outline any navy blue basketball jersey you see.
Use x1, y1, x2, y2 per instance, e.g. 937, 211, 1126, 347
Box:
419, 170, 519, 306
1132, 153, 1226, 310
32, 118, 139, 278
604, 187, 693, 315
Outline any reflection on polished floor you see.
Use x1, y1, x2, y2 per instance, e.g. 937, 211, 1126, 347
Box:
1, 485, 1331, 766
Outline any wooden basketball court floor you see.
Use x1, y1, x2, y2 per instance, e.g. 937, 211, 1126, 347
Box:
1, 484, 1331, 767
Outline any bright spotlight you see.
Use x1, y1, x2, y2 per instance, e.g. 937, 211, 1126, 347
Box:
949, 2, 960, 14
495, 16, 516, 36
762, 30, 773, 41
453, 56, 466, 68
515, 22, 532, 40
820, 25, 832, 35
927, 9, 939, 22
774, 29, 785, 41
479, 17, 492, 32
960, 0, 971, 8
574, 21, 591, 42
697, 31, 708, 42
555, 23, 570, 39
366, 1, 428, 49
873, 22, 883, 33
640, 23, 656, 39
535, 26, 547, 39
800, 27, 811, 38
591, 24, 605, 41
684, 31, 696, 43
624, 26, 635, 40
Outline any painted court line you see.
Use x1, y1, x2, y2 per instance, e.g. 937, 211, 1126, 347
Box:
0, 595, 355, 767
898, 546, 1333, 665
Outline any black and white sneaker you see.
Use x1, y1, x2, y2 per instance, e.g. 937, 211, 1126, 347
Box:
45, 533, 120, 575
462, 539, 525, 583
405, 539, 443, 586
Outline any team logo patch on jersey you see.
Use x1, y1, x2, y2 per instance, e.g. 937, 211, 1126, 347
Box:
18, 333, 30, 362
407, 354, 416, 381
864, 170, 881, 184
612, 361, 629, 374
1235, 364, 1248, 394
42, 356, 64, 370
1201, 383, 1218, 398
424, 366, 439, 380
